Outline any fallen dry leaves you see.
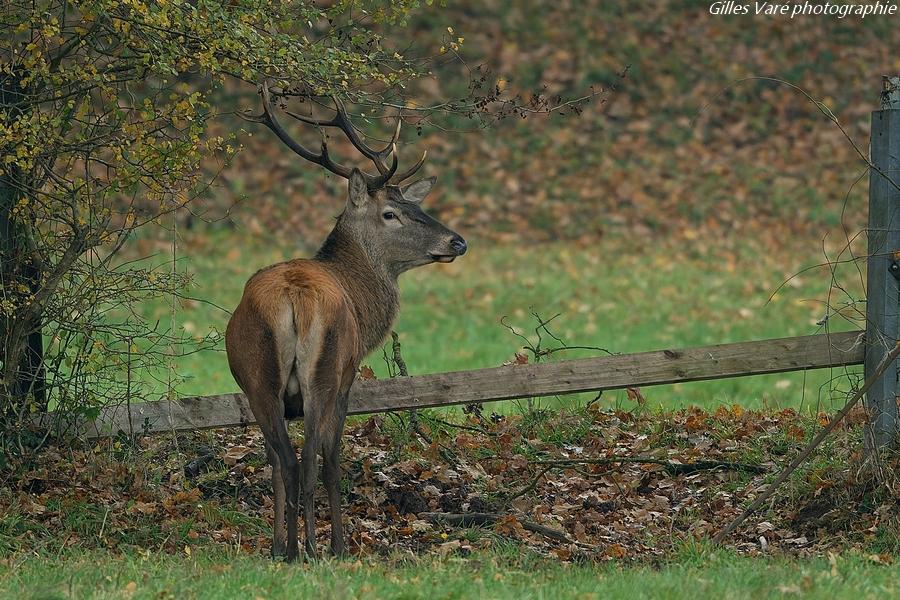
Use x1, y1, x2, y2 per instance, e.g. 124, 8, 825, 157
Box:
2, 405, 897, 561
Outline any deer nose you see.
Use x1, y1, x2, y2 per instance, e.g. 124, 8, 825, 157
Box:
450, 236, 467, 256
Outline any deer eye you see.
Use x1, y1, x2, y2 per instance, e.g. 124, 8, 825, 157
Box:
382, 211, 398, 221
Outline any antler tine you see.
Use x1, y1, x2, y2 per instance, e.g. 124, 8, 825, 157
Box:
383, 116, 402, 156
282, 109, 338, 128
340, 107, 421, 188
317, 140, 357, 181
391, 149, 428, 185
257, 81, 354, 179
370, 113, 403, 165
366, 143, 399, 190
284, 96, 397, 180
333, 96, 401, 176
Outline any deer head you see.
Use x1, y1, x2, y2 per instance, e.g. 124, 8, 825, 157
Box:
335, 169, 466, 277
245, 81, 466, 276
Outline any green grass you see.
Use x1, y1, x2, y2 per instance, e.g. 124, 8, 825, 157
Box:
140, 229, 864, 412
2, 547, 897, 599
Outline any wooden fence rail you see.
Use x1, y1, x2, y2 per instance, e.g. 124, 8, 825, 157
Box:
48, 330, 866, 439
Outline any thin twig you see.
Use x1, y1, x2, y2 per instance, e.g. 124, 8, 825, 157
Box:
530, 457, 765, 476
712, 341, 900, 545
390, 331, 432, 445
421, 415, 494, 436
420, 511, 581, 546
507, 465, 555, 501
390, 331, 409, 377
491, 455, 764, 474
503, 456, 764, 502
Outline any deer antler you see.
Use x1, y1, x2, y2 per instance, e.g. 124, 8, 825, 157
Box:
244, 81, 426, 191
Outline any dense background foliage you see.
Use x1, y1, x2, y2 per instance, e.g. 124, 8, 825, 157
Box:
212, 0, 895, 247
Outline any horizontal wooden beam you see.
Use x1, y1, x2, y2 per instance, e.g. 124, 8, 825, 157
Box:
47, 330, 865, 438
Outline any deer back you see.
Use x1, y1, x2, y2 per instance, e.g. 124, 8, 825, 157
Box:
225, 259, 363, 409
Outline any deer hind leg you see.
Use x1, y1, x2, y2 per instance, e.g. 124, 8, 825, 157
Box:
236, 312, 301, 560
291, 315, 327, 559
264, 438, 288, 557
256, 411, 300, 562
314, 335, 356, 558
299, 409, 320, 559
296, 338, 353, 558
322, 389, 350, 556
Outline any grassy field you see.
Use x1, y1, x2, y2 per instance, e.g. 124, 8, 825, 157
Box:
139, 228, 864, 412
3, 546, 898, 600
10, 231, 890, 600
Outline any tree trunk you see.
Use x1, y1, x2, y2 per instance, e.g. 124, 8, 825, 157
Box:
0, 70, 45, 417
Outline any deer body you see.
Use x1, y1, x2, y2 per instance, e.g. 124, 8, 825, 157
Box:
226, 159, 465, 560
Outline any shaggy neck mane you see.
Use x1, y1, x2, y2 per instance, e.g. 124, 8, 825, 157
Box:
314, 224, 399, 353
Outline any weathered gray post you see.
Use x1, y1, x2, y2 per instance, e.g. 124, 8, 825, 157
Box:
865, 76, 900, 452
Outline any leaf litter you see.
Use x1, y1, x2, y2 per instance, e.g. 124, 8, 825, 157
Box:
2, 403, 897, 563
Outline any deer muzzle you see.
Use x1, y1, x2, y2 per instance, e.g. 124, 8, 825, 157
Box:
431, 235, 467, 263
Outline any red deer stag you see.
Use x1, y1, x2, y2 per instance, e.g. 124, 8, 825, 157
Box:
225, 84, 466, 561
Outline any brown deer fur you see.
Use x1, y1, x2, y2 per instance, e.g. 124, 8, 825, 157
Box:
225, 169, 465, 561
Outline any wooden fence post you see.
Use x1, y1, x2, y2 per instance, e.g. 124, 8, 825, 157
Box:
865, 75, 900, 452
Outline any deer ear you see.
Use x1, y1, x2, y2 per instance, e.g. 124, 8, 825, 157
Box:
400, 176, 436, 204
347, 169, 369, 208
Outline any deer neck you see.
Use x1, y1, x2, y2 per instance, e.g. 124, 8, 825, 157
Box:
315, 226, 399, 353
